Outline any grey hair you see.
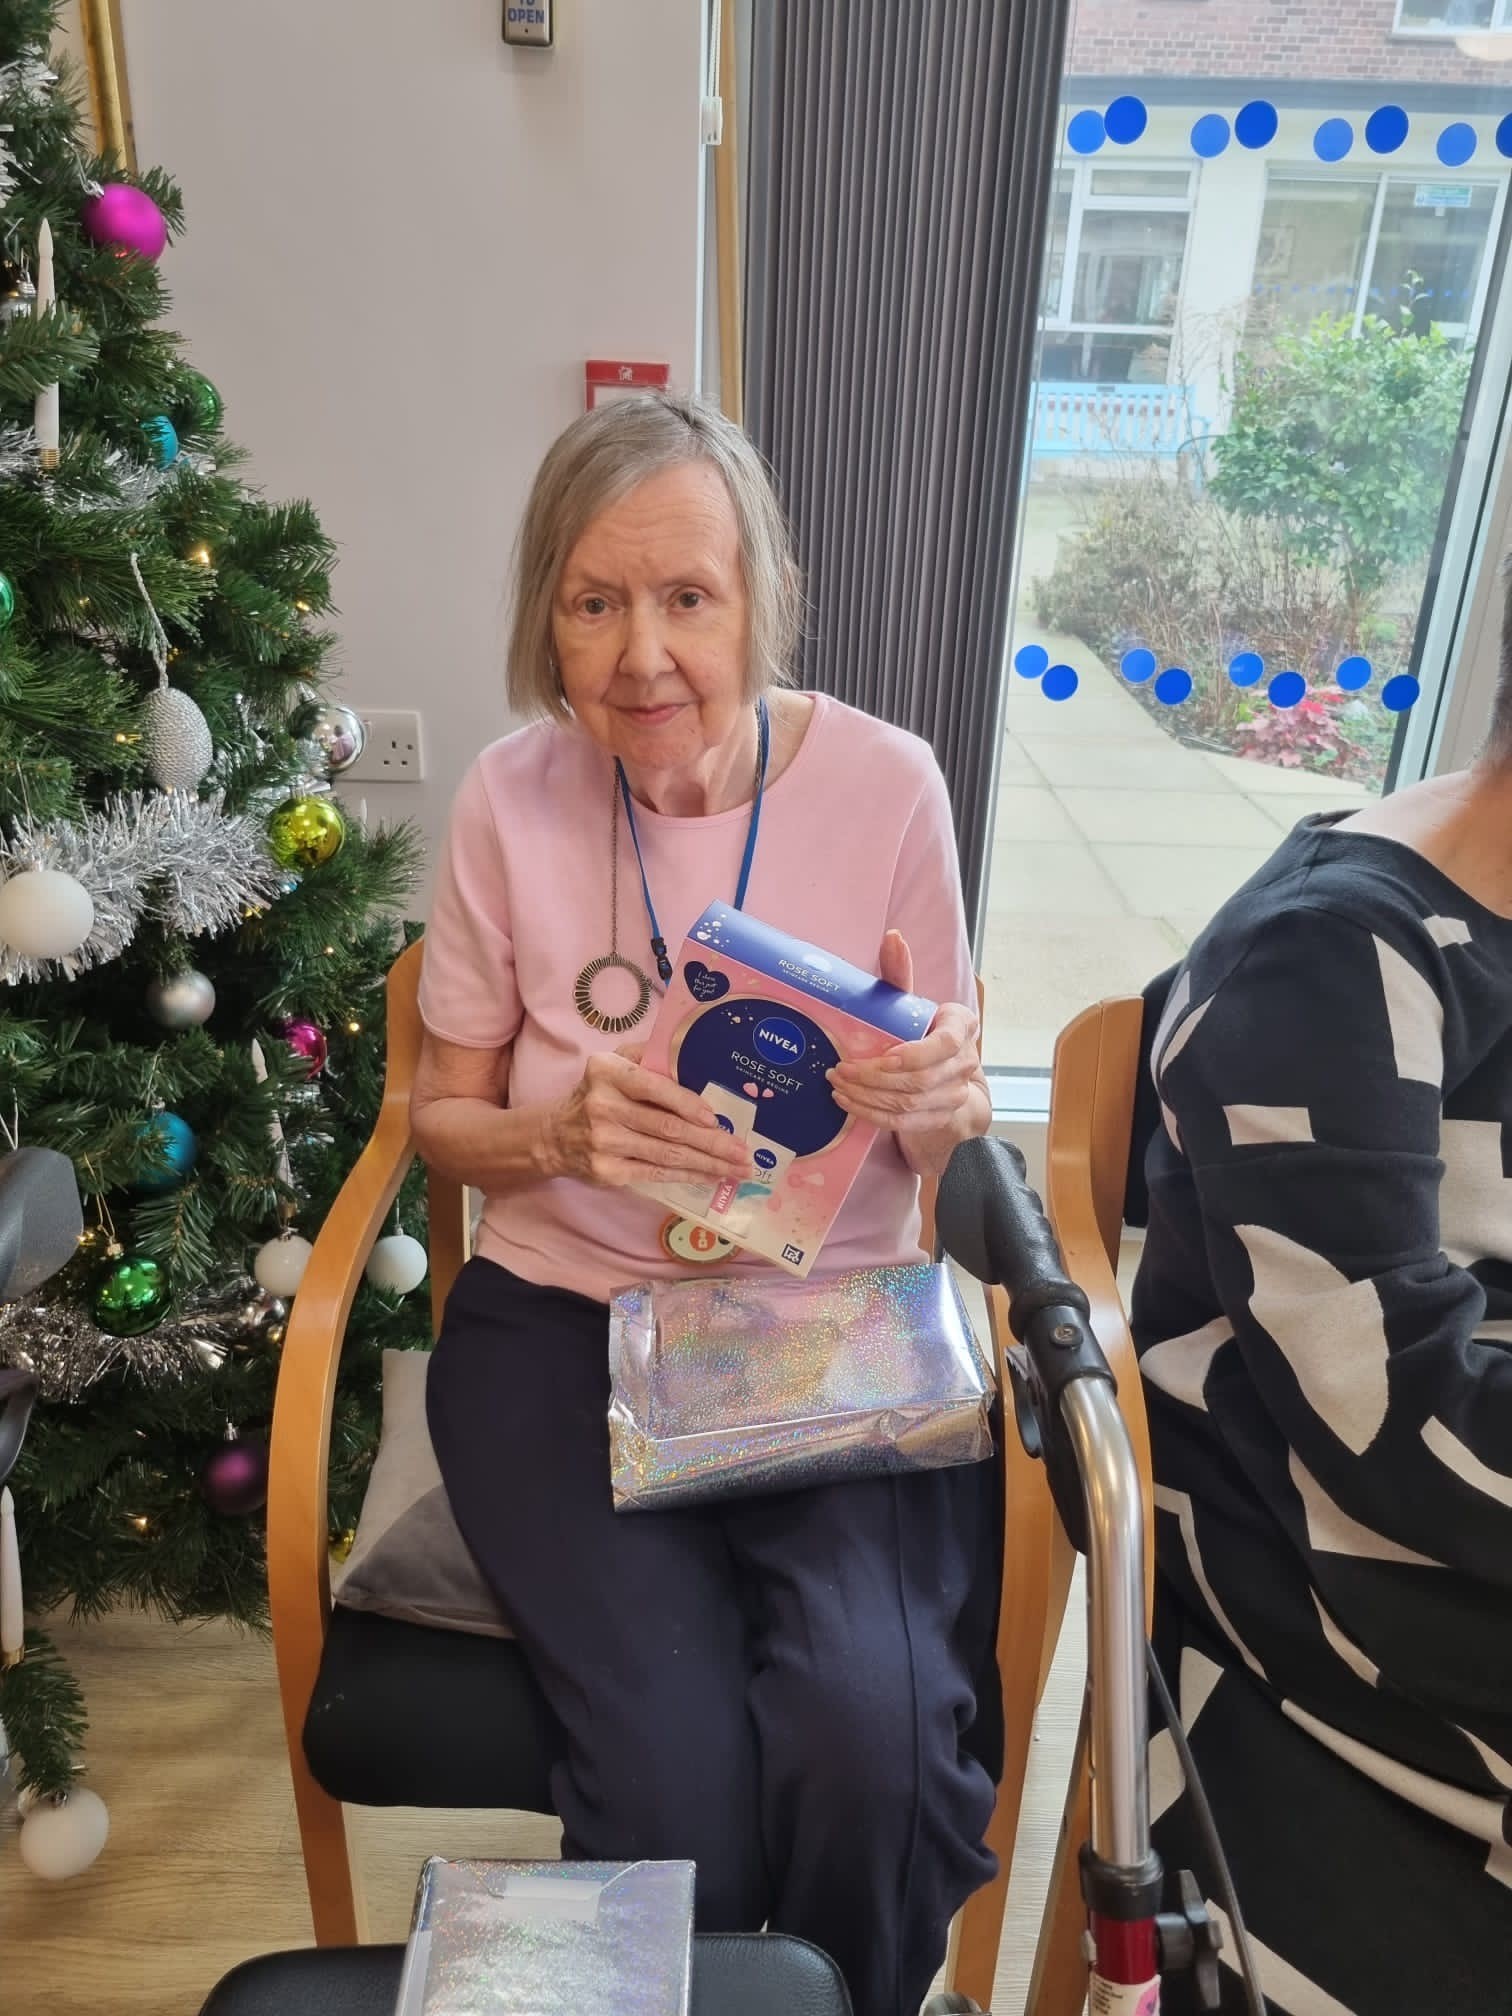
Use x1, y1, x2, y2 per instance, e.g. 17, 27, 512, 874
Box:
506, 391, 803, 719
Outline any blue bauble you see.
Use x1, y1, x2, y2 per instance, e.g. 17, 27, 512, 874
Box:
133, 1110, 198, 1193
142, 414, 180, 468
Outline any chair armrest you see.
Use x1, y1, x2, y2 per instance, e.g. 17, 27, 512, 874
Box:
268, 939, 424, 1754
1046, 1001, 1155, 1620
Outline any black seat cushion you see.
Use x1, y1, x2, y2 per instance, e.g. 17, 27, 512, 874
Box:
199, 1932, 852, 2015
303, 1603, 564, 1810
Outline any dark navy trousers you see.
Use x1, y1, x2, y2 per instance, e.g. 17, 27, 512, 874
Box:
426, 1257, 1001, 2016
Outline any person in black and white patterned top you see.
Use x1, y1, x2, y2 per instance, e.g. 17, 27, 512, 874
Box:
1133, 587, 1512, 2014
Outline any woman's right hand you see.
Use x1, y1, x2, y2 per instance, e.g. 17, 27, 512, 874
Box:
541, 1050, 753, 1189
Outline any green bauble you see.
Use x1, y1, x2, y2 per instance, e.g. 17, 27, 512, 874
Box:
0, 571, 14, 628
175, 369, 223, 434
92, 1254, 169, 1337
268, 795, 346, 871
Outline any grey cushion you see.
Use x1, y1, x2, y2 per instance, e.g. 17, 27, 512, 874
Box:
333, 1348, 511, 1638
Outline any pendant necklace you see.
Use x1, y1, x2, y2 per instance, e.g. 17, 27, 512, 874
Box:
573, 698, 770, 1033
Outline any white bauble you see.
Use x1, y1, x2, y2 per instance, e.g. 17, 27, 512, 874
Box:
18, 1787, 110, 1879
365, 1234, 428, 1296
0, 869, 95, 960
146, 968, 216, 1029
142, 683, 214, 792
253, 1233, 313, 1297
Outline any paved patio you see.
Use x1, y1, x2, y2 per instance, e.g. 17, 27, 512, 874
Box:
979, 629, 1372, 1067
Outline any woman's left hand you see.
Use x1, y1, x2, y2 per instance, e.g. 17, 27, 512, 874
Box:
827, 931, 984, 1139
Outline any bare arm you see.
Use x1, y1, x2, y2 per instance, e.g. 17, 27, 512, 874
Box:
410, 1033, 550, 1196
410, 1032, 754, 1194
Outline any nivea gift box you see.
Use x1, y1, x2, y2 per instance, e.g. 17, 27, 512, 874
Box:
633, 903, 935, 1276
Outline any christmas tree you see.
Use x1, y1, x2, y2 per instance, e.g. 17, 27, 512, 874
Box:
0, 0, 428, 1842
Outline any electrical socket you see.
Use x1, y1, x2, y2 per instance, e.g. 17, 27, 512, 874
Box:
347, 710, 424, 782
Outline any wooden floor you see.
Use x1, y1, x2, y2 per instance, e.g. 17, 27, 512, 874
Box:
0, 1592, 1085, 2014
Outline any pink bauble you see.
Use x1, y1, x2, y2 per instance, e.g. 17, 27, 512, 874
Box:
81, 183, 168, 262
282, 1017, 328, 1077
201, 1437, 268, 1517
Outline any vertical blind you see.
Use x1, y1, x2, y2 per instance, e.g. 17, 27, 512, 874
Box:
744, 0, 1070, 938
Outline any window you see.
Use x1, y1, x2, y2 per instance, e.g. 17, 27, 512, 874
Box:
1040, 162, 1194, 384
1395, 0, 1511, 33
984, 16, 1512, 1074
1256, 171, 1502, 345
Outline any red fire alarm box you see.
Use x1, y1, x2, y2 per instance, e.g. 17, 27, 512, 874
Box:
585, 360, 671, 411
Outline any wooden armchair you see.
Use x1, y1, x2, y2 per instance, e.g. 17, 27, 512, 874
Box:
265, 936, 1064, 2009
1015, 990, 1161, 2015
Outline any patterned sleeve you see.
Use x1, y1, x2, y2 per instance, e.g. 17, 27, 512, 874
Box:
1154, 904, 1512, 1587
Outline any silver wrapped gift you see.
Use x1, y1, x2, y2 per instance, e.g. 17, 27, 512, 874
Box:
395, 1858, 694, 2016
608, 1263, 994, 1512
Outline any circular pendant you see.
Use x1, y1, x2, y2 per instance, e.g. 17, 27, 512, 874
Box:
574, 952, 653, 1034
659, 1215, 737, 1267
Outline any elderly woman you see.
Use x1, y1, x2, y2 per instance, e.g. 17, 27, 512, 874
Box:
411, 393, 997, 2016
1134, 581, 1512, 2011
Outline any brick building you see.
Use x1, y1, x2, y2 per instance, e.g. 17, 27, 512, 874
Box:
1031, 0, 1512, 466
1068, 0, 1510, 94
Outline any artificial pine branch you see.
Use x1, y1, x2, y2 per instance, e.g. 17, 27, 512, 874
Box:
0, 1628, 89, 1799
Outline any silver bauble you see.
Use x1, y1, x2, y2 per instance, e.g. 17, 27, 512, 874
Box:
253, 1292, 288, 1334
234, 1292, 288, 1342
145, 968, 216, 1029
142, 683, 215, 792
290, 699, 365, 777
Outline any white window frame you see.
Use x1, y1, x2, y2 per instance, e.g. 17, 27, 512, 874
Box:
1044, 160, 1196, 362
1392, 0, 1512, 33
1259, 166, 1506, 348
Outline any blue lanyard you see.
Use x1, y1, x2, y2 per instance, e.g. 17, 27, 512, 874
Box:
617, 698, 770, 984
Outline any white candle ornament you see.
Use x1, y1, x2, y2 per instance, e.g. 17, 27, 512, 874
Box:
1, 1486, 23, 1668
34, 219, 58, 469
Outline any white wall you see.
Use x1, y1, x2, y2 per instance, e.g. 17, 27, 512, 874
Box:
110, 0, 707, 898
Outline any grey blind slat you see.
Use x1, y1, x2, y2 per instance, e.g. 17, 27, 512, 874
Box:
744, 0, 1070, 943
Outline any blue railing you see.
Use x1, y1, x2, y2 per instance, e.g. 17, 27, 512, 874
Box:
1031, 381, 1202, 461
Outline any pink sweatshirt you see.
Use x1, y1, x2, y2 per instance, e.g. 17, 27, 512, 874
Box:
417, 693, 975, 1304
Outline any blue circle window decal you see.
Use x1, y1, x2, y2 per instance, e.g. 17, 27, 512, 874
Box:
1228, 651, 1264, 687
1154, 667, 1193, 706
1498, 113, 1512, 159
1235, 100, 1278, 150
1268, 670, 1307, 709
1105, 95, 1148, 146
1191, 113, 1231, 159
1335, 655, 1372, 692
1313, 118, 1354, 163
1437, 122, 1477, 168
1365, 105, 1408, 154
1121, 647, 1157, 684
1068, 109, 1106, 155
1382, 674, 1421, 713
1015, 643, 1049, 679
1042, 663, 1079, 702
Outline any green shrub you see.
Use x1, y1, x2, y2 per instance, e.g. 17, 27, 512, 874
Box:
1211, 308, 1470, 619
1031, 471, 1412, 784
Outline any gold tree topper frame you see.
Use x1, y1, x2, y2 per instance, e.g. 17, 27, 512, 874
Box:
78, 0, 135, 171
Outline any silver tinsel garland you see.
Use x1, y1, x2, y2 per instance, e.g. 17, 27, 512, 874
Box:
0, 792, 291, 984
0, 1276, 267, 1403
0, 421, 35, 479
0, 57, 56, 109
59, 445, 218, 517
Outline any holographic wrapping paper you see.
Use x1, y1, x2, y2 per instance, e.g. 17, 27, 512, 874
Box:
396, 1858, 694, 2016
608, 1262, 994, 1512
